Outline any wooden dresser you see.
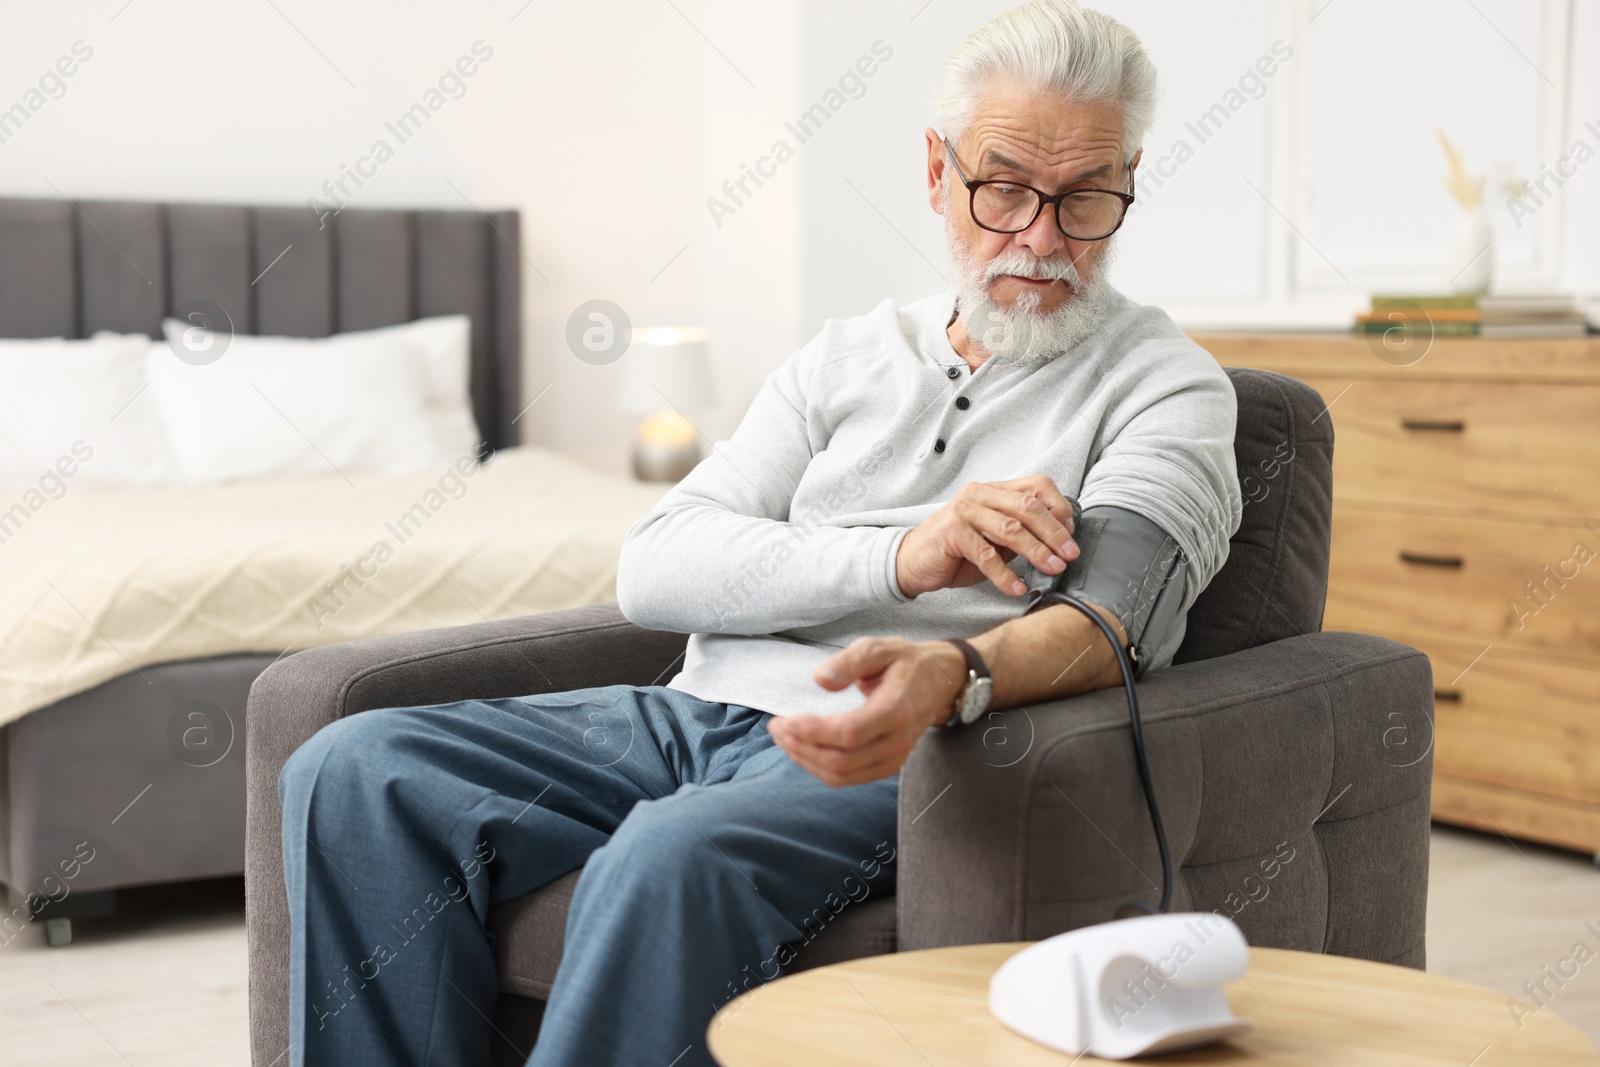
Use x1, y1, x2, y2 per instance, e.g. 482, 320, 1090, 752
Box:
1195, 332, 1600, 856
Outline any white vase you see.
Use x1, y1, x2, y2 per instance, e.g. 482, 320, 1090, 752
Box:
1449, 205, 1494, 295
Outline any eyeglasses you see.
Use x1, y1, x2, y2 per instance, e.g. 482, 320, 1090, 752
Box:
942, 137, 1135, 241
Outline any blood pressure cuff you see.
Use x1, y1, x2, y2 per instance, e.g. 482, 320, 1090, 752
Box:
1029, 503, 1187, 679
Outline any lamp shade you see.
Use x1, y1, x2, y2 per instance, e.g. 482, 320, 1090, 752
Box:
616, 327, 714, 414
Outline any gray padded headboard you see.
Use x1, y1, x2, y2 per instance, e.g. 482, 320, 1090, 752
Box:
0, 197, 522, 450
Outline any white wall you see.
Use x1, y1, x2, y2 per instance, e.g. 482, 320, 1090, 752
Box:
1563, 0, 1600, 296
797, 0, 1600, 336
1297, 0, 1567, 291
699, 1, 804, 454
0, 0, 802, 473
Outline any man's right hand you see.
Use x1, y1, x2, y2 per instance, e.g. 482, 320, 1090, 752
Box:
894, 475, 1079, 599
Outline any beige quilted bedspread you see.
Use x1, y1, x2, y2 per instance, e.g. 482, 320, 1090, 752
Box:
0, 447, 668, 727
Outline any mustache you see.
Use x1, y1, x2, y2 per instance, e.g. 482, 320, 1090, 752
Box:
982, 252, 1083, 287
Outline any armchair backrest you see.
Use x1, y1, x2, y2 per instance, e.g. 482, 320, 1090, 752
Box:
1172, 366, 1334, 665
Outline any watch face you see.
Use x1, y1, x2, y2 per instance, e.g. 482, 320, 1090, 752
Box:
958, 676, 993, 725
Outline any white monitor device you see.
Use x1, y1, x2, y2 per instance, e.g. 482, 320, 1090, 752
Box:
989, 912, 1252, 1060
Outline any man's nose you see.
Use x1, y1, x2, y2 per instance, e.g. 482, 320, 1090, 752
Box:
1014, 202, 1068, 259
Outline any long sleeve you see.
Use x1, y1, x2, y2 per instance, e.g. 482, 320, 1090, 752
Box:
1076, 347, 1242, 620
615, 341, 911, 636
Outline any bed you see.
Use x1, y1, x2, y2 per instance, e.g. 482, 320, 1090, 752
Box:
0, 196, 664, 942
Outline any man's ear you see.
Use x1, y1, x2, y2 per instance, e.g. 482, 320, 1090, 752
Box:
925, 127, 947, 216
1127, 148, 1143, 183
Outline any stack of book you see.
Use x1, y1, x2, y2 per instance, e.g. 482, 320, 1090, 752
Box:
1354, 293, 1592, 338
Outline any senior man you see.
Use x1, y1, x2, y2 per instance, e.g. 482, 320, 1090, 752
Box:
277, 1, 1241, 1064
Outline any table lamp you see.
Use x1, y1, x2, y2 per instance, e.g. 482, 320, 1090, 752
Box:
617, 326, 714, 482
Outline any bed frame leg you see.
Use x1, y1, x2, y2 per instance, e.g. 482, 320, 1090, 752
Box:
7, 885, 115, 946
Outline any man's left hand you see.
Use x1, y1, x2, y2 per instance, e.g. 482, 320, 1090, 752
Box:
768, 637, 968, 787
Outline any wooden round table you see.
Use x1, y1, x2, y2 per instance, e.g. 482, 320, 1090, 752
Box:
707, 943, 1597, 1066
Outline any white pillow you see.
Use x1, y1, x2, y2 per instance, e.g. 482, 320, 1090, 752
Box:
0, 333, 184, 489
358, 315, 481, 457
149, 322, 445, 483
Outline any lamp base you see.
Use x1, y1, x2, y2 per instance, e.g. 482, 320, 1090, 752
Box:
630, 407, 704, 482
632, 436, 702, 482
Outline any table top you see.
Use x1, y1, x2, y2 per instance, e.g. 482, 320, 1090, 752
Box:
707, 943, 1598, 1066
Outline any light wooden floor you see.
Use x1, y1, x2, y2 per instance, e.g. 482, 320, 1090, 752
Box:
0, 826, 1596, 1065
0, 880, 250, 1066
1427, 825, 1600, 1043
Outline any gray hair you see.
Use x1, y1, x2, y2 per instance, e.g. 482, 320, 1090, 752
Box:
935, 0, 1158, 164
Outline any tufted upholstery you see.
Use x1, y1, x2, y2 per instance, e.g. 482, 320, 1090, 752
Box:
896, 630, 1432, 967
1175, 367, 1334, 663
246, 367, 1435, 1064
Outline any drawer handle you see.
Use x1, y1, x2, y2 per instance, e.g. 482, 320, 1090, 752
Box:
1433, 688, 1462, 703
1400, 418, 1465, 432
1399, 551, 1464, 568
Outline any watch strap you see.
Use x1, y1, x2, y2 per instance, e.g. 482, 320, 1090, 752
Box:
946, 637, 989, 680
944, 638, 990, 727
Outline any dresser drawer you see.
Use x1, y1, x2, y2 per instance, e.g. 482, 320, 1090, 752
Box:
1325, 507, 1600, 660
1301, 377, 1600, 519
1412, 641, 1600, 807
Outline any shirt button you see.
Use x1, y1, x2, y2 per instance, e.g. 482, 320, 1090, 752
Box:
955, 396, 970, 410
945, 366, 960, 379
933, 438, 946, 453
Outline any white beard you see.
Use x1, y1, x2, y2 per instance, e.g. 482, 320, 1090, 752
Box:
943, 186, 1121, 366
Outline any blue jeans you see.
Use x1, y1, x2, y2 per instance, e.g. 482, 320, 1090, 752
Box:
278, 684, 899, 1067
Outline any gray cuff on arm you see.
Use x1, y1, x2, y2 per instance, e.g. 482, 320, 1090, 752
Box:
1033, 505, 1188, 678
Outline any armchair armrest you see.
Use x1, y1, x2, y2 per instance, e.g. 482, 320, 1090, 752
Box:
245, 603, 686, 1063
897, 631, 1434, 969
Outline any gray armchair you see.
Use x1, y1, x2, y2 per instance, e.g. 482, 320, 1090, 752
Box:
245, 368, 1434, 1065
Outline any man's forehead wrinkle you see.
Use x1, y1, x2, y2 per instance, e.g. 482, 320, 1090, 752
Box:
966, 82, 1121, 134
961, 92, 1124, 179
967, 120, 1123, 181
970, 109, 1116, 146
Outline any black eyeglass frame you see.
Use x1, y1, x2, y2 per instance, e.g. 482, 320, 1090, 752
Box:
941, 136, 1136, 241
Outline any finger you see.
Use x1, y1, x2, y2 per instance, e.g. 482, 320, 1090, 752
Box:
775, 678, 928, 784
964, 504, 1067, 579
1023, 475, 1075, 532
766, 714, 814, 747
780, 727, 898, 768
778, 702, 899, 751
813, 638, 901, 692
962, 484, 1076, 563
999, 480, 1077, 553
810, 752, 905, 788
954, 494, 1066, 583
788, 748, 897, 788
955, 525, 1029, 596
779, 731, 908, 786
961, 478, 1069, 532
803, 711, 898, 752
993, 477, 1076, 536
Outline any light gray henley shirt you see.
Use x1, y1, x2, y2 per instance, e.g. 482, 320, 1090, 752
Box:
616, 287, 1242, 717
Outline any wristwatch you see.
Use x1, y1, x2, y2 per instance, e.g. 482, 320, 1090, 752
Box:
943, 638, 992, 727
